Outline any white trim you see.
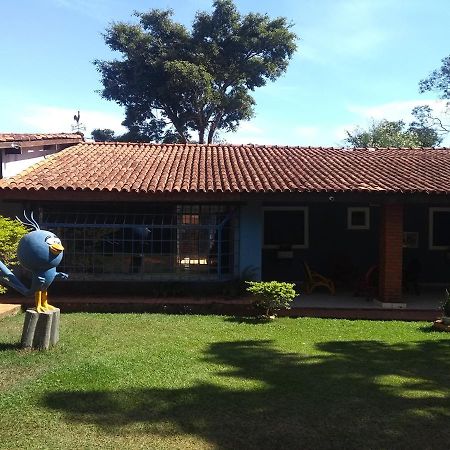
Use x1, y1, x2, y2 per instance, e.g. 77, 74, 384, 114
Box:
262, 206, 309, 249
347, 207, 370, 230
429, 207, 450, 250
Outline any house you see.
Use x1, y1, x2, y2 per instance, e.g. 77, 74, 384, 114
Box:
0, 142, 449, 307
0, 133, 83, 217
0, 133, 83, 178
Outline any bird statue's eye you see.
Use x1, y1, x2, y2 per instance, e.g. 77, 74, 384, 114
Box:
45, 236, 61, 246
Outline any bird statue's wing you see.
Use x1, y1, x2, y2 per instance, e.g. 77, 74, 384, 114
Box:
0, 261, 30, 296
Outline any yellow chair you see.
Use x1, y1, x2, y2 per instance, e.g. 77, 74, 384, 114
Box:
303, 262, 336, 295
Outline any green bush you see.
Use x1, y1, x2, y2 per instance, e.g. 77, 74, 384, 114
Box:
246, 281, 297, 318
0, 216, 29, 294
442, 290, 450, 316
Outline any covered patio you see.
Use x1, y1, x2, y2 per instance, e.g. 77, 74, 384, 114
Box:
293, 287, 443, 310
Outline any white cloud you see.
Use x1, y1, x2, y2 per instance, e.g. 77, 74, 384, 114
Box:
331, 124, 354, 144
293, 126, 320, 142
348, 99, 448, 122
238, 122, 264, 134
221, 120, 267, 144
20, 105, 126, 137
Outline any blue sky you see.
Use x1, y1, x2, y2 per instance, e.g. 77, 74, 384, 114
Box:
1, 0, 449, 145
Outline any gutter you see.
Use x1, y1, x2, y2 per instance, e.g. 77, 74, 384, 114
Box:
0, 142, 21, 151
0, 138, 82, 150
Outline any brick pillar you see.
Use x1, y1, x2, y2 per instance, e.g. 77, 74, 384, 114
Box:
379, 204, 403, 302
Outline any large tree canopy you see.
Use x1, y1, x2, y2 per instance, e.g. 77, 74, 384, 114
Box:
94, 0, 297, 144
419, 55, 450, 101
418, 55, 450, 133
344, 113, 442, 148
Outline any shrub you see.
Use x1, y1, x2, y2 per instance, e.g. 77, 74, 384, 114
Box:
246, 281, 297, 318
0, 216, 29, 294
442, 290, 450, 316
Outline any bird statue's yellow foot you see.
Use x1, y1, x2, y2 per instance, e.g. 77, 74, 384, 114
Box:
41, 291, 56, 311
35, 291, 46, 313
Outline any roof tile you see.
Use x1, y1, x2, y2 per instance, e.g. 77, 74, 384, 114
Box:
1, 143, 450, 195
0, 133, 82, 142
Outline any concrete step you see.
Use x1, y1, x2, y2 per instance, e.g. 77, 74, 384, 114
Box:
0, 303, 21, 320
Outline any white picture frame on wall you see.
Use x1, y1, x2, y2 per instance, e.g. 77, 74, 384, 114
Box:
403, 232, 419, 248
347, 207, 370, 230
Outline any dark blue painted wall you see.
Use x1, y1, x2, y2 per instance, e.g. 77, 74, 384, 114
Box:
261, 204, 379, 287
404, 205, 450, 283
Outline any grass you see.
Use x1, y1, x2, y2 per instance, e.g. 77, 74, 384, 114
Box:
0, 313, 449, 449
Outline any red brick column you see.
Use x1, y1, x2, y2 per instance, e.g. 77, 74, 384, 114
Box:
379, 204, 403, 302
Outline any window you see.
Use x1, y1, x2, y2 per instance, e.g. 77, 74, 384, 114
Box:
347, 207, 370, 230
263, 207, 308, 248
429, 207, 450, 249
40, 204, 238, 280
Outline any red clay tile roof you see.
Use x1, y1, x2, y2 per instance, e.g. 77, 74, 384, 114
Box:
0, 133, 83, 143
1, 142, 450, 195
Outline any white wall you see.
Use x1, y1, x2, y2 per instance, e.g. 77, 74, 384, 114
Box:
2, 146, 58, 178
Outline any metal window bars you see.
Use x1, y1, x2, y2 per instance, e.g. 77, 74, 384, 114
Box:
40, 204, 239, 281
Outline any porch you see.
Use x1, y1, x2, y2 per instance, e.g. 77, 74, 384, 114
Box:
258, 201, 450, 307
285, 288, 443, 321
293, 287, 443, 309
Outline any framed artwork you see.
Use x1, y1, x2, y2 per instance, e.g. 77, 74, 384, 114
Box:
403, 232, 419, 249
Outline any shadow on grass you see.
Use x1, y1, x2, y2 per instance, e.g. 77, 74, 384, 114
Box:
418, 325, 442, 333
223, 316, 273, 325
42, 339, 450, 449
0, 342, 21, 351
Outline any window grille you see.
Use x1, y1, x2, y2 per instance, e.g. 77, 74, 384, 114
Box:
40, 204, 239, 281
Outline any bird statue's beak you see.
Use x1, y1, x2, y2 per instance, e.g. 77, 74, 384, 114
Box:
50, 243, 64, 255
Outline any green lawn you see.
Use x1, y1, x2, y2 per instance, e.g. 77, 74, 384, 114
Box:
0, 313, 449, 450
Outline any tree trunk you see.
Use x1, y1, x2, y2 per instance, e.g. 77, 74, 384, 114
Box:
207, 112, 223, 144
164, 107, 188, 143
198, 127, 205, 144
207, 128, 214, 144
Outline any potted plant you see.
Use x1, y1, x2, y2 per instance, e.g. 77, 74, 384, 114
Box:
246, 281, 297, 319
442, 290, 450, 325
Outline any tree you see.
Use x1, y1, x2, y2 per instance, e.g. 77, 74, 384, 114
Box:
94, 0, 297, 144
91, 126, 183, 143
418, 55, 450, 133
419, 55, 450, 104
91, 129, 116, 142
345, 109, 443, 148
0, 217, 28, 294
408, 105, 442, 147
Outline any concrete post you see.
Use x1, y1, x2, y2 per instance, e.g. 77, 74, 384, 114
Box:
21, 308, 60, 350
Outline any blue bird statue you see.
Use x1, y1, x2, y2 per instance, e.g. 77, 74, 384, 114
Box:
0, 212, 68, 312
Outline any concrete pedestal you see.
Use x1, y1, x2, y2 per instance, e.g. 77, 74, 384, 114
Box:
21, 308, 60, 350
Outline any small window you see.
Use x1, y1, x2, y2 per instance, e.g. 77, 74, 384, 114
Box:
347, 207, 370, 230
263, 207, 308, 249
429, 207, 450, 249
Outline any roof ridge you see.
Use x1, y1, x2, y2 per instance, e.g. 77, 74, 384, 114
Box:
81, 142, 450, 151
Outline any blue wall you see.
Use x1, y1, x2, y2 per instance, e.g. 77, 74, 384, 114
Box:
239, 201, 450, 286
404, 205, 450, 283
261, 204, 379, 286
239, 201, 263, 280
